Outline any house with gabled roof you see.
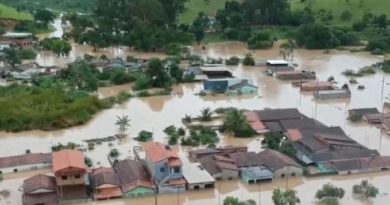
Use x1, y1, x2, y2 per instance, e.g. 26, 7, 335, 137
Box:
52, 149, 88, 202
91, 167, 122, 200
258, 149, 303, 178
22, 174, 58, 205
113, 159, 155, 198
144, 142, 186, 194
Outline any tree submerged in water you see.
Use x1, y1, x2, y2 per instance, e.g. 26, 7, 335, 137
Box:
352, 180, 379, 200
115, 115, 131, 133
272, 188, 300, 205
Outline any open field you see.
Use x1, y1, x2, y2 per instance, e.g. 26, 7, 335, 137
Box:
0, 3, 32, 21
180, 0, 390, 25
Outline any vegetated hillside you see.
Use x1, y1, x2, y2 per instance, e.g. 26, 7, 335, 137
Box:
0, 0, 94, 13
179, 0, 235, 24
0, 3, 32, 21
290, 0, 390, 26
180, 0, 390, 25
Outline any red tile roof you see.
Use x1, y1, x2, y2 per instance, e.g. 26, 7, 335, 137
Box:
286, 129, 302, 141
52, 150, 86, 173
144, 142, 180, 163
0, 153, 51, 169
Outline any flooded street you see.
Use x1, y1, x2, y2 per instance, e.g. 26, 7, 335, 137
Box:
1, 21, 390, 205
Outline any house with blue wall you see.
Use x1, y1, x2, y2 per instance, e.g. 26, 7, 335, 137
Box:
144, 142, 186, 194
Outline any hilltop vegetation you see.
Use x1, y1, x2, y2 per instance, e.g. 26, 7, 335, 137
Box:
0, 0, 94, 13
0, 3, 32, 21
180, 0, 390, 25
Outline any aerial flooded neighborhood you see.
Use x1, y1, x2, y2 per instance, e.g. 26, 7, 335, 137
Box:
0, 0, 389, 205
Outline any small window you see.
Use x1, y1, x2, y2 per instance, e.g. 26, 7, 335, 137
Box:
174, 167, 180, 173
281, 174, 285, 178
13, 169, 18, 173
160, 167, 165, 173
61, 175, 68, 180
75, 174, 81, 179
291, 172, 296, 177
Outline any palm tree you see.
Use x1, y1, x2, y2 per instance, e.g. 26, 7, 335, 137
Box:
287, 39, 297, 60
223, 109, 246, 133
279, 39, 297, 61
115, 115, 131, 133
280, 48, 288, 60
199, 107, 213, 121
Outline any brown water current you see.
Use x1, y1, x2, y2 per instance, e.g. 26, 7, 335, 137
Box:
1, 22, 390, 205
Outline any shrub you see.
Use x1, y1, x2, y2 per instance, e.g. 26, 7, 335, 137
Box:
247, 32, 274, 49
18, 49, 37, 59
133, 74, 152, 90
340, 10, 352, 21
109, 148, 119, 158
137, 90, 151, 97
382, 60, 390, 73
135, 130, 153, 142
110, 70, 136, 85
226, 56, 240, 65
242, 54, 255, 66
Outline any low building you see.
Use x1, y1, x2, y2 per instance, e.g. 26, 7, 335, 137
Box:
189, 146, 248, 161
227, 80, 258, 95
276, 70, 316, 81
203, 78, 244, 93
201, 67, 233, 79
182, 163, 215, 190
328, 156, 390, 175
266, 60, 294, 74
113, 159, 155, 198
198, 155, 239, 180
240, 166, 273, 184
257, 150, 303, 178
2, 32, 33, 48
348, 108, 380, 121
314, 88, 351, 100
300, 81, 334, 92
91, 167, 122, 200
22, 174, 58, 205
229, 152, 264, 169
0, 153, 52, 174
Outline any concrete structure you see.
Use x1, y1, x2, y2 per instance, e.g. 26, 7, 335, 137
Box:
182, 163, 215, 190
2, 32, 33, 48
240, 166, 273, 184
314, 89, 351, 100
144, 142, 186, 194
227, 80, 258, 95
0, 153, 52, 174
52, 150, 88, 202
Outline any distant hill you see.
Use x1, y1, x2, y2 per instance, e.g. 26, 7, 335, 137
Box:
179, 0, 390, 25
0, 3, 32, 21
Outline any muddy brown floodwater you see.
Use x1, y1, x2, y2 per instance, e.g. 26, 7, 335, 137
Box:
1, 21, 390, 205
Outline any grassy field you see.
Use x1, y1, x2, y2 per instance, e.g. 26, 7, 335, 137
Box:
179, 0, 234, 24
0, 3, 32, 21
180, 0, 390, 25
291, 0, 390, 26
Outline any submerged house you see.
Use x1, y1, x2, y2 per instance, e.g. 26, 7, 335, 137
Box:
144, 142, 186, 193
227, 80, 258, 95
182, 163, 215, 190
2, 32, 33, 48
22, 174, 58, 205
240, 166, 273, 184
257, 149, 303, 178
197, 155, 239, 180
314, 88, 351, 100
266, 60, 294, 74
0, 153, 52, 174
276, 70, 316, 81
114, 159, 155, 198
52, 150, 88, 202
300, 81, 334, 92
348, 108, 380, 121
203, 78, 244, 93
324, 156, 390, 175
91, 167, 122, 200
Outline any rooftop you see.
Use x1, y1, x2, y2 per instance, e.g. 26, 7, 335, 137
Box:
266, 60, 289, 65
257, 149, 301, 171
229, 152, 264, 167
113, 159, 153, 193
0, 153, 52, 169
256, 108, 303, 122
241, 166, 273, 179
91, 167, 121, 189
23, 174, 56, 194
144, 142, 181, 164
182, 163, 215, 184
52, 149, 86, 173
3, 32, 32, 38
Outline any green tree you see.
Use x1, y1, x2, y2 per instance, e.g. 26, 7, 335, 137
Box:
223, 108, 246, 133
61, 60, 99, 91
199, 107, 213, 121
223, 196, 256, 205
242, 54, 255, 66
1, 48, 21, 67
316, 184, 345, 205
272, 188, 300, 205
192, 12, 208, 44
146, 58, 172, 88
34, 9, 55, 27
115, 115, 131, 133
135, 130, 153, 142
353, 180, 379, 200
